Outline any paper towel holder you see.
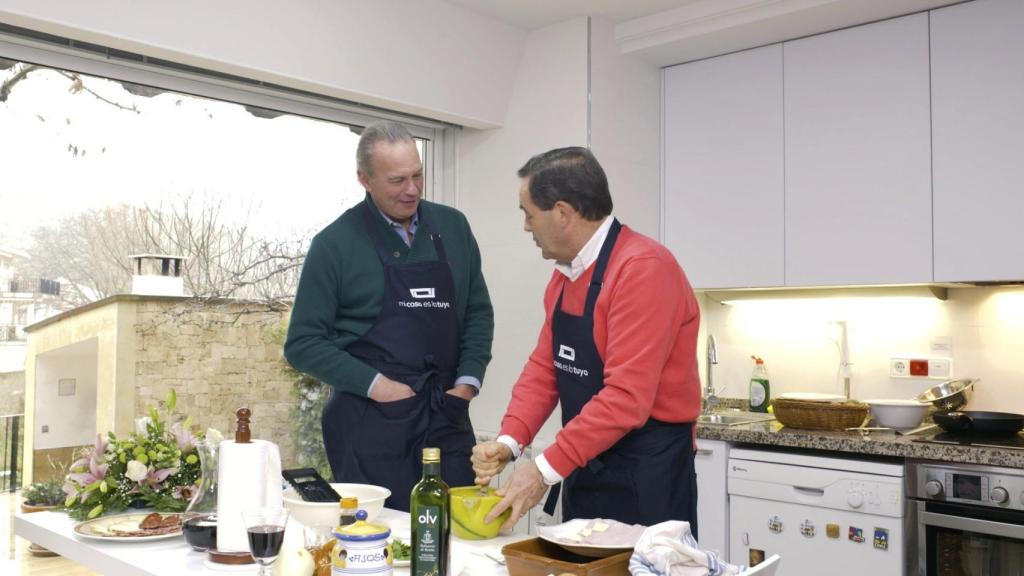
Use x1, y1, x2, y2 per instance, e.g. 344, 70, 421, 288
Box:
235, 407, 251, 444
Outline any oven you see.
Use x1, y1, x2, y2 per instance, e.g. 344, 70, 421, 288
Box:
909, 460, 1024, 575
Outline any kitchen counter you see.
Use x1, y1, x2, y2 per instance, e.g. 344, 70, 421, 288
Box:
698, 419, 1024, 469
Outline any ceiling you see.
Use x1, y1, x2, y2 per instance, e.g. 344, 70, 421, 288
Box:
441, 0, 702, 31
442, 0, 964, 66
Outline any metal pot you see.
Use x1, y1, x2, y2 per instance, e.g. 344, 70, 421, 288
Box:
915, 378, 978, 412
933, 411, 1024, 436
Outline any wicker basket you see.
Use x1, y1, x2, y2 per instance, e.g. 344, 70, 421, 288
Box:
773, 398, 869, 431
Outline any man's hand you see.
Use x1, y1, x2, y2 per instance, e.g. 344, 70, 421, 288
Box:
471, 441, 512, 486
368, 376, 415, 402
484, 461, 549, 530
445, 384, 476, 401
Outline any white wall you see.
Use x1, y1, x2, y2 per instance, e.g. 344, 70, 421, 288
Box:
0, 0, 526, 128
459, 18, 589, 443
589, 18, 662, 240
34, 337, 98, 449
698, 286, 1024, 413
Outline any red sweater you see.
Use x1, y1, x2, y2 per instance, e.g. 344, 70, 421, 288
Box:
499, 225, 701, 477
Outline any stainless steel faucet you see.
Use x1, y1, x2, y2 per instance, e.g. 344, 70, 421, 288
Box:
703, 334, 719, 414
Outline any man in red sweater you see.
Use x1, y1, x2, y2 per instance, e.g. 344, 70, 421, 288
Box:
472, 147, 702, 532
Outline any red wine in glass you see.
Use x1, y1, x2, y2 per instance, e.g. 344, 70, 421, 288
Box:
247, 525, 285, 559
183, 514, 218, 551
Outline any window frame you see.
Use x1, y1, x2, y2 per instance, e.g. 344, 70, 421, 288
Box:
0, 31, 454, 203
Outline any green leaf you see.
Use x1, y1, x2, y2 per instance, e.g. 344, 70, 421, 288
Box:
167, 389, 177, 413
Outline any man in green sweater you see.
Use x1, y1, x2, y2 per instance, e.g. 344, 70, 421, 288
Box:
284, 121, 494, 511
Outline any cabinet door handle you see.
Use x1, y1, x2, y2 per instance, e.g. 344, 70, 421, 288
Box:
696, 448, 714, 456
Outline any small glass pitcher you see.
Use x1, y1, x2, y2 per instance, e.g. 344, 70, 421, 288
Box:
182, 438, 219, 551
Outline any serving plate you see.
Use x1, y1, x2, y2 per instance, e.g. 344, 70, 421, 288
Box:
535, 518, 639, 558
73, 512, 184, 542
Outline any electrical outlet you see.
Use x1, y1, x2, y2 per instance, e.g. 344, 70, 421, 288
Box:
890, 358, 910, 377
890, 357, 953, 379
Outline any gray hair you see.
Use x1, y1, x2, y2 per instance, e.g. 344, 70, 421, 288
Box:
356, 121, 415, 176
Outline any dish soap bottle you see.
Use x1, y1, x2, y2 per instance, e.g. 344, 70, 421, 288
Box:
411, 447, 449, 576
749, 356, 771, 413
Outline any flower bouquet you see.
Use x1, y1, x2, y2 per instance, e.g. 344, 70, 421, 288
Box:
63, 390, 216, 520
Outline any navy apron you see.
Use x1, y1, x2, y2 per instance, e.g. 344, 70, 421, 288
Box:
321, 202, 476, 511
542, 219, 698, 533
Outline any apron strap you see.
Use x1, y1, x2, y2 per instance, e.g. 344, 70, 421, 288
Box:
583, 219, 621, 318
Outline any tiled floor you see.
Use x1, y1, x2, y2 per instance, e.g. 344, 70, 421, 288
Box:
1, 491, 99, 575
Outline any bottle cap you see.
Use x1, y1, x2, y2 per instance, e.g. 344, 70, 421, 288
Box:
422, 447, 441, 462
751, 355, 764, 365
340, 497, 358, 509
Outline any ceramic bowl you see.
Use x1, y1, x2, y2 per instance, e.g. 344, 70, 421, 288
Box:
450, 486, 511, 540
865, 399, 930, 430
282, 483, 390, 528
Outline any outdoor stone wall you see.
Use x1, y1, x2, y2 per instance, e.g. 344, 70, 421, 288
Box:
133, 300, 300, 466
0, 370, 25, 417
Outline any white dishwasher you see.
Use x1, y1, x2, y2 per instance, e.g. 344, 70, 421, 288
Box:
728, 448, 906, 574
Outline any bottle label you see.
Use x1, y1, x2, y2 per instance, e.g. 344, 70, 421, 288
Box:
414, 505, 441, 576
750, 379, 768, 406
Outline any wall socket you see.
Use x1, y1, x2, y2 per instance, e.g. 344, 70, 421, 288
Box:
890, 357, 952, 379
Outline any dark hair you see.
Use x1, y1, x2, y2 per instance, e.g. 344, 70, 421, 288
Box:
517, 147, 612, 221
356, 121, 415, 177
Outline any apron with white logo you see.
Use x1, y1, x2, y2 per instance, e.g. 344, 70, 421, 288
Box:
544, 219, 697, 531
322, 202, 475, 511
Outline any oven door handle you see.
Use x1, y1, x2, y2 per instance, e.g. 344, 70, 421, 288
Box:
920, 509, 1024, 540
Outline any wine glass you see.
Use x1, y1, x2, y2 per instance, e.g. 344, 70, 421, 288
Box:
241, 507, 290, 575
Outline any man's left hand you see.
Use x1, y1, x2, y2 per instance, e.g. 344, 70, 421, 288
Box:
485, 461, 549, 530
446, 384, 476, 401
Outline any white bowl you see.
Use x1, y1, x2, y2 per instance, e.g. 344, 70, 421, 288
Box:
865, 399, 929, 430
282, 483, 391, 528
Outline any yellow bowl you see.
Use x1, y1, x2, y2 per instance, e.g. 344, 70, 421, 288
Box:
450, 486, 511, 540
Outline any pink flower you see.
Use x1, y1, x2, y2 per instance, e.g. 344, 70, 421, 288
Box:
170, 422, 195, 452
65, 434, 110, 503
172, 484, 197, 501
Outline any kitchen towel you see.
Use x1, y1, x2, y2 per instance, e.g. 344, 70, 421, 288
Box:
628, 521, 744, 576
216, 438, 283, 553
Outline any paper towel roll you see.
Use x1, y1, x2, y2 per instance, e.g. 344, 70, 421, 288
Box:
216, 439, 283, 553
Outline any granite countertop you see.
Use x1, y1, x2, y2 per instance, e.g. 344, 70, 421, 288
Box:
697, 419, 1024, 469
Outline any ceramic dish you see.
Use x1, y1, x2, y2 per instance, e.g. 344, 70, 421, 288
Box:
73, 512, 184, 542
777, 392, 846, 402
536, 518, 640, 558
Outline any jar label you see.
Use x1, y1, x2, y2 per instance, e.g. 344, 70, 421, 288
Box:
413, 505, 441, 576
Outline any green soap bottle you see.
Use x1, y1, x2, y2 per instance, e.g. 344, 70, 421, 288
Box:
411, 447, 450, 576
749, 355, 771, 413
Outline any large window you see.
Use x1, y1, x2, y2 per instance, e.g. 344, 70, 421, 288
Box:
0, 30, 450, 309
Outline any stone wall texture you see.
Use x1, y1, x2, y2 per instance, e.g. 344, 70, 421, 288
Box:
133, 300, 300, 466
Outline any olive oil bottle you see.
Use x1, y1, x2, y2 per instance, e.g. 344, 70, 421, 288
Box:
411, 447, 449, 576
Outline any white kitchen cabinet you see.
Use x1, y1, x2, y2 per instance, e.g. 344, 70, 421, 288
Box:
694, 439, 729, 559
931, 0, 1024, 282
663, 45, 784, 289
783, 14, 932, 286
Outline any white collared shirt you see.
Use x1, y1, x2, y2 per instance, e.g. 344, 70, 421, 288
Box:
554, 216, 614, 281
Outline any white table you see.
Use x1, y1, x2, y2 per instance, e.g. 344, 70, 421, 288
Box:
15, 508, 526, 576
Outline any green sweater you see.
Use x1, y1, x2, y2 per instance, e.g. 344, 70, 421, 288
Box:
284, 196, 494, 396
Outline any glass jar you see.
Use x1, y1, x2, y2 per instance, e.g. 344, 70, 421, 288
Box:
182, 437, 219, 551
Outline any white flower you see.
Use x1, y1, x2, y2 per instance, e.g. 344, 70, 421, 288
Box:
205, 428, 224, 447
126, 460, 149, 483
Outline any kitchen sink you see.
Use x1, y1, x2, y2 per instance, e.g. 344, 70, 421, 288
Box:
697, 411, 776, 427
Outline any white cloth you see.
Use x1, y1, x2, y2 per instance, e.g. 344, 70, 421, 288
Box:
216, 439, 283, 553
628, 521, 744, 576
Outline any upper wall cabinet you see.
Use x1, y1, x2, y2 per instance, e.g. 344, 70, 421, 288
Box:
931, 0, 1024, 282
663, 45, 784, 289
783, 14, 932, 286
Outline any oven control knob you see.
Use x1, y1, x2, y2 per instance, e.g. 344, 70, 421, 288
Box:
925, 480, 944, 497
991, 487, 1009, 504
847, 491, 864, 508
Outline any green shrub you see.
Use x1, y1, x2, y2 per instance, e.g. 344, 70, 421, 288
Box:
24, 477, 65, 507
